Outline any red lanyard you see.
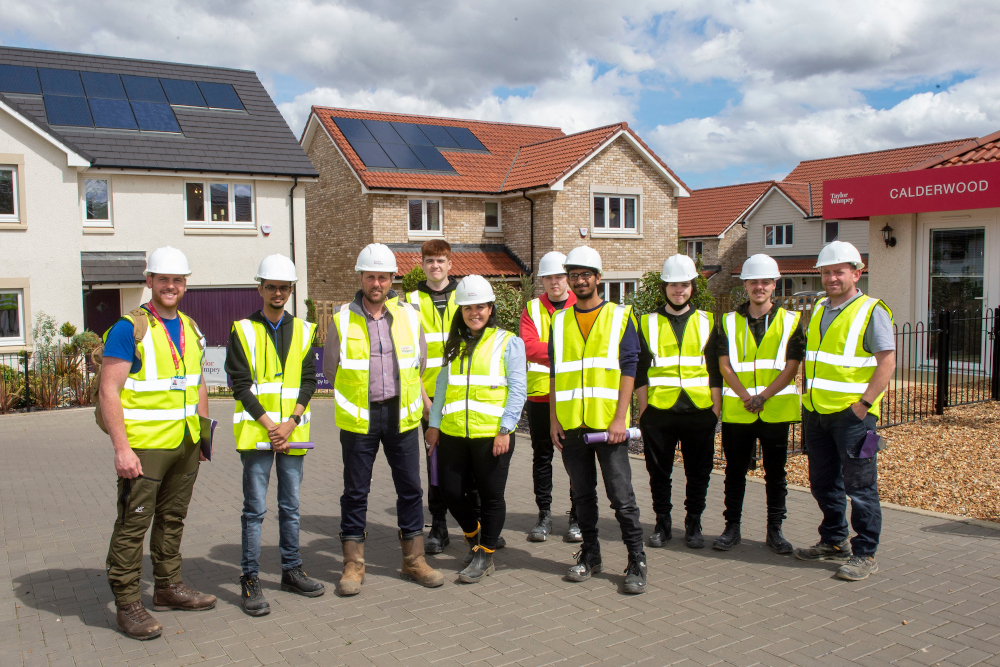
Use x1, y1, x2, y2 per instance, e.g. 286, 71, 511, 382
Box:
147, 303, 185, 373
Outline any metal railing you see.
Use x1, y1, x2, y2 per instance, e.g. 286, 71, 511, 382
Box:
0, 351, 95, 413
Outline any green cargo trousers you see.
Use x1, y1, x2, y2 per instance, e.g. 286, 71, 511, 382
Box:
106, 435, 200, 605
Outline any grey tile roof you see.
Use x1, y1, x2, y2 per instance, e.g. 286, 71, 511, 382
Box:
0, 46, 317, 177
81, 251, 147, 283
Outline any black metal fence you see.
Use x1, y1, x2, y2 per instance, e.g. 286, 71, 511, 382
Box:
0, 351, 95, 412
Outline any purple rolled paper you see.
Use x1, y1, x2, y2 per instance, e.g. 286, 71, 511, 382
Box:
582, 427, 642, 444
429, 447, 439, 486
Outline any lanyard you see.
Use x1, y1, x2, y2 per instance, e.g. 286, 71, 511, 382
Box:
147, 303, 184, 373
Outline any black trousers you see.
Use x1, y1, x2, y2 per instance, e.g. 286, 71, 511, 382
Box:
638, 406, 717, 519
720, 421, 789, 525
437, 432, 515, 549
526, 401, 575, 513
423, 416, 480, 521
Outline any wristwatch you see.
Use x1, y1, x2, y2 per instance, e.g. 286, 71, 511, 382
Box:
858, 399, 872, 409
290, 414, 302, 425
498, 427, 511, 435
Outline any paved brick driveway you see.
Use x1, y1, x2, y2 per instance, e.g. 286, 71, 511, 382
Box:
1, 401, 999, 666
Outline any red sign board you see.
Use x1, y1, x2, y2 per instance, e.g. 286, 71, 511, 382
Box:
823, 161, 1000, 219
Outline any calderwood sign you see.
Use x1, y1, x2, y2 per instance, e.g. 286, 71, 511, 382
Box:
823, 161, 1000, 218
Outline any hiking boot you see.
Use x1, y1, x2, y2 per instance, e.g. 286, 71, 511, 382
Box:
837, 555, 878, 581
462, 526, 481, 565
151, 582, 216, 611
622, 552, 647, 595
564, 510, 583, 543
648, 514, 672, 548
425, 517, 449, 555
684, 515, 705, 549
766, 524, 793, 555
239, 575, 270, 616
281, 567, 325, 597
528, 510, 553, 542
712, 523, 741, 551
565, 548, 602, 582
458, 545, 495, 583
116, 600, 162, 640
794, 538, 852, 562
400, 534, 445, 588
338, 539, 365, 596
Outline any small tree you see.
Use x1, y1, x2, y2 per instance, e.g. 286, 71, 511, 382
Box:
401, 266, 426, 293
626, 270, 666, 316
690, 255, 716, 312
490, 280, 523, 333
304, 297, 317, 324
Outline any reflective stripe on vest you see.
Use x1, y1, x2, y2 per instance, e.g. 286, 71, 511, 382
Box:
232, 317, 315, 454
439, 328, 513, 438
407, 289, 458, 395
803, 295, 892, 418
721, 308, 802, 423
525, 298, 553, 397
641, 310, 714, 410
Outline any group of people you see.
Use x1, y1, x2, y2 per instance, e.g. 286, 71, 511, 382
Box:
98, 237, 894, 642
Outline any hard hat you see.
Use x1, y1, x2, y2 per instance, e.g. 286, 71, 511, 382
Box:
740, 254, 781, 280
537, 251, 568, 277
815, 240, 864, 269
660, 254, 698, 282
355, 243, 398, 273
145, 246, 191, 276
564, 246, 602, 274
454, 275, 495, 306
255, 254, 298, 283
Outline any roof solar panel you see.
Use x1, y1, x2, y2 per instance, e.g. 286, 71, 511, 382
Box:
349, 141, 395, 169
198, 82, 244, 110
333, 117, 376, 143
0, 65, 41, 94
90, 98, 137, 129
362, 119, 404, 144
419, 125, 460, 148
44, 95, 94, 126
81, 71, 127, 100
382, 143, 425, 170
445, 126, 487, 150
410, 145, 455, 172
131, 102, 181, 132
391, 122, 433, 146
39, 68, 85, 96
160, 79, 206, 107
122, 75, 167, 103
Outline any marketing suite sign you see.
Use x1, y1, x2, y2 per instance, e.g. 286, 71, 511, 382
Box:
823, 161, 1000, 218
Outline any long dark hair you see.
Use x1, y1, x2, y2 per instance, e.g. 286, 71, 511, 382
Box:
442, 304, 498, 364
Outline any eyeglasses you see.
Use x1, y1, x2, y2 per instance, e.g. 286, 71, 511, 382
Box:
568, 271, 596, 281
262, 284, 292, 294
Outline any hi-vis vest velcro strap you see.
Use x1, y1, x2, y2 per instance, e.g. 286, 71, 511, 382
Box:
645, 310, 710, 368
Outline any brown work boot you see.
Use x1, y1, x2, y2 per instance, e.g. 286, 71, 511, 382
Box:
400, 533, 444, 588
339, 540, 365, 596
116, 600, 162, 640
152, 582, 217, 611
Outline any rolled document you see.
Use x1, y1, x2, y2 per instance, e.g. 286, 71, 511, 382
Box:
582, 428, 642, 444
256, 442, 315, 450
429, 447, 439, 486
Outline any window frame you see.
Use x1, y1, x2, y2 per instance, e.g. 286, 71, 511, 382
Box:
764, 224, 794, 248
81, 176, 113, 228
407, 198, 443, 235
592, 193, 640, 235
824, 220, 840, 245
184, 180, 256, 228
0, 288, 25, 347
0, 165, 20, 224
484, 200, 501, 232
598, 280, 637, 304
686, 240, 704, 260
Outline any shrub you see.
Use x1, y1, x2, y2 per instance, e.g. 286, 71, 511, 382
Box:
691, 256, 716, 312
401, 266, 426, 293
304, 298, 317, 324
490, 279, 524, 333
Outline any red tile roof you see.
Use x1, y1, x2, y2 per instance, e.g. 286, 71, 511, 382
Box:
908, 129, 1000, 169
677, 180, 774, 237
394, 251, 523, 278
730, 255, 869, 275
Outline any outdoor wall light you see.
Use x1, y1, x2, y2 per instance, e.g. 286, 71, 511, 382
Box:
881, 223, 897, 248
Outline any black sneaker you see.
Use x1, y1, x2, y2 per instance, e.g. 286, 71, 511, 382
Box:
766, 524, 793, 555
425, 517, 450, 555
648, 514, 672, 548
712, 523, 741, 551
281, 567, 325, 597
564, 510, 583, 543
565, 548, 602, 582
684, 515, 705, 549
794, 538, 852, 562
528, 510, 553, 542
239, 575, 270, 617
622, 552, 647, 595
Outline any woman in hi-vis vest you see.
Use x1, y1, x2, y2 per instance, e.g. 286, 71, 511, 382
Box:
425, 275, 527, 584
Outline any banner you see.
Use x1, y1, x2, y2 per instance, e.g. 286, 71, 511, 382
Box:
202, 346, 229, 387
313, 346, 332, 390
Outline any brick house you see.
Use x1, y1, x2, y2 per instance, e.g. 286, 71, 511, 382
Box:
300, 108, 689, 305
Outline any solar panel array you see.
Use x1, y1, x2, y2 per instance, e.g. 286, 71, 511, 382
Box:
332, 116, 488, 173
0, 64, 245, 133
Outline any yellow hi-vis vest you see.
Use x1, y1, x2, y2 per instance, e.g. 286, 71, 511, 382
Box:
524, 297, 554, 397
552, 303, 634, 430
407, 289, 459, 397
439, 327, 514, 438
641, 309, 714, 410
803, 295, 893, 418
108, 308, 204, 449
232, 316, 315, 455
332, 298, 423, 434
721, 308, 802, 423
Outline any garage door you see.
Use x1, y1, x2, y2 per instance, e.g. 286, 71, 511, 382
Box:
180, 287, 263, 346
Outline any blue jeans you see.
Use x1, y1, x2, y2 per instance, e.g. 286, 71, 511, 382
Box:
240, 451, 304, 577
804, 408, 881, 556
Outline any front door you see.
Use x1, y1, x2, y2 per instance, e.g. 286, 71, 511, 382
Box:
84, 289, 121, 336
929, 228, 986, 314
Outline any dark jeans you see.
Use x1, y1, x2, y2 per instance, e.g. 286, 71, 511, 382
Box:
437, 432, 515, 549
340, 397, 424, 539
720, 421, 789, 525
560, 428, 643, 555
804, 408, 881, 556
422, 416, 480, 521
526, 401, 575, 513
639, 406, 717, 518
240, 450, 304, 577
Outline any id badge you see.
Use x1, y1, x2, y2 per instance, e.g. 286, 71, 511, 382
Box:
170, 376, 187, 391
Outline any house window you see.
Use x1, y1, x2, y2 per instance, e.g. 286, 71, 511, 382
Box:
0, 290, 24, 346
408, 198, 441, 233
0, 166, 18, 223
765, 224, 794, 248
824, 221, 839, 244
185, 182, 254, 225
593, 195, 637, 233
686, 240, 703, 259
485, 201, 500, 230
84, 178, 111, 225
598, 280, 637, 304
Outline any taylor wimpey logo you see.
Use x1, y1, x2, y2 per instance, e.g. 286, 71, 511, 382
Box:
830, 192, 853, 205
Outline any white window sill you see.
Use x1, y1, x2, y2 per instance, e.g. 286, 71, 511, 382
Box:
83, 225, 114, 235
0, 342, 27, 353
408, 232, 444, 240
484, 230, 503, 237
0, 220, 26, 230
591, 231, 643, 239
185, 226, 258, 236
765, 246, 793, 249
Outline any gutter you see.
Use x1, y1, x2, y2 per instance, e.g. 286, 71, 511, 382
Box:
522, 190, 535, 273
289, 175, 299, 316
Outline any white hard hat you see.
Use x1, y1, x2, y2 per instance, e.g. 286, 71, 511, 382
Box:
145, 246, 191, 276
537, 251, 568, 277
355, 243, 398, 273
564, 246, 602, 274
815, 240, 864, 270
255, 254, 298, 283
454, 275, 495, 306
740, 254, 781, 280
660, 254, 698, 282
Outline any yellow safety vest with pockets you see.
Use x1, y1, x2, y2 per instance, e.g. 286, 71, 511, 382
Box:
439, 327, 513, 438
525, 297, 554, 397
407, 289, 459, 396
641, 310, 714, 411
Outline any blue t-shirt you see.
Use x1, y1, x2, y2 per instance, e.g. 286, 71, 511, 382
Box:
104, 312, 183, 374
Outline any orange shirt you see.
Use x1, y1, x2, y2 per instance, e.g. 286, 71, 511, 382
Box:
575, 303, 605, 340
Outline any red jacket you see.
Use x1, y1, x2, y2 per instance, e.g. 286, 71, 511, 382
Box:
519, 291, 577, 403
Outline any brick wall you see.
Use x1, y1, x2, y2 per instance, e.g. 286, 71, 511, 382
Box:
712, 224, 747, 295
